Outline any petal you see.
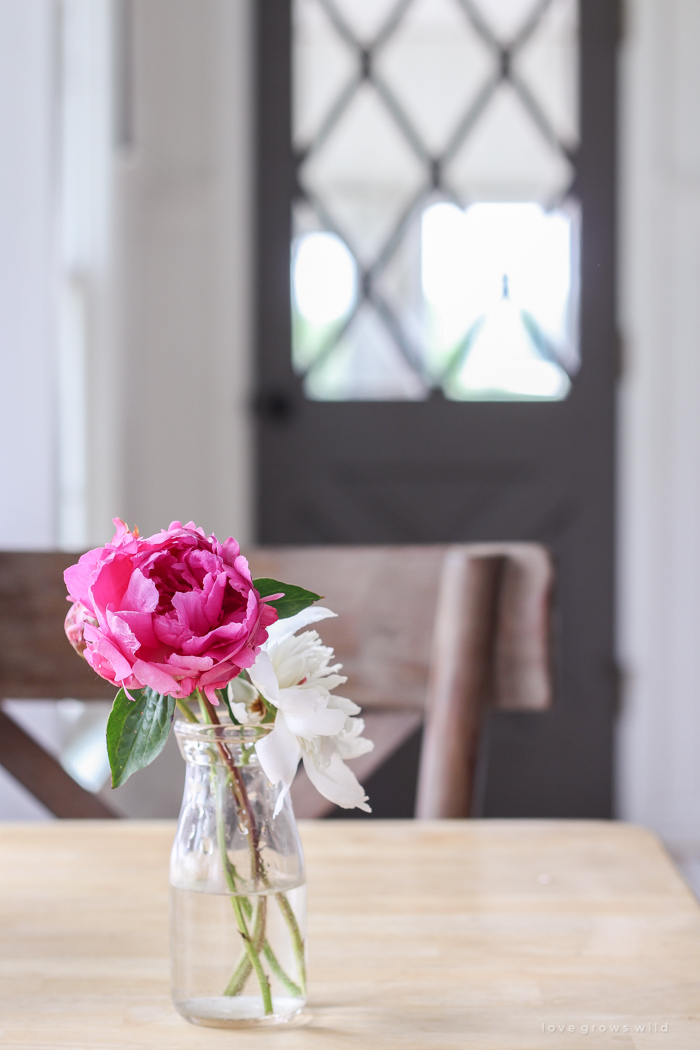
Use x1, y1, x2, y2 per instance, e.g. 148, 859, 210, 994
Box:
203, 683, 220, 706
172, 589, 210, 635
302, 748, 371, 811
327, 694, 361, 716
167, 653, 214, 672
122, 567, 158, 614
230, 701, 260, 725
228, 676, 258, 704
278, 688, 346, 739
89, 554, 134, 618
256, 713, 300, 791
63, 548, 103, 607
248, 651, 280, 705
336, 717, 375, 760
131, 657, 181, 696
105, 609, 140, 656
204, 572, 227, 623
264, 606, 337, 648
118, 610, 160, 649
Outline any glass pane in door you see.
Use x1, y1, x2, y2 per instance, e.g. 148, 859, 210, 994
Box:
292, 0, 580, 401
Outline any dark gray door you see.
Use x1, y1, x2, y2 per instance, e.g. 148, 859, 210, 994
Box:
254, 0, 618, 818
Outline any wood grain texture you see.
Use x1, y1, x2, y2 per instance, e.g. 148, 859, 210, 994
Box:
0, 551, 117, 816
248, 546, 445, 713
0, 545, 551, 819
416, 554, 504, 818
415, 544, 554, 817
248, 544, 553, 716
0, 710, 116, 819
0, 820, 698, 1048
0, 551, 114, 701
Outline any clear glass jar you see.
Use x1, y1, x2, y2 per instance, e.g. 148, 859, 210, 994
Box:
169, 721, 307, 1028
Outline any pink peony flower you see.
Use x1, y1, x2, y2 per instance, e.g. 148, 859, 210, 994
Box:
64, 519, 278, 704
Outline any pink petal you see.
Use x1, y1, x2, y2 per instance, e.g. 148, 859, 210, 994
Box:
132, 658, 181, 696
94, 635, 133, 682
167, 653, 214, 672
117, 611, 160, 650
204, 572, 226, 623
63, 548, 103, 608
105, 609, 140, 656
172, 589, 210, 635
203, 684, 220, 705
90, 554, 133, 618
122, 568, 158, 614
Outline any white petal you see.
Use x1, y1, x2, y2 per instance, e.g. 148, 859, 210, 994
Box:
337, 733, 375, 760
255, 712, 300, 791
327, 694, 361, 716
228, 676, 257, 704
265, 606, 337, 648
302, 748, 371, 812
285, 706, 346, 740
248, 650, 280, 705
277, 687, 346, 739
230, 701, 256, 725
315, 673, 348, 693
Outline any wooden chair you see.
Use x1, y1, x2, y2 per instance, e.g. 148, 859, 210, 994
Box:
247, 544, 554, 818
0, 552, 117, 817
0, 545, 553, 819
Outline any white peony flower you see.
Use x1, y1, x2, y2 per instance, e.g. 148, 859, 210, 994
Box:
229, 606, 373, 816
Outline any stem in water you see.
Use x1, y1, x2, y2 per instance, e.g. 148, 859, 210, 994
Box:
276, 892, 307, 995
212, 753, 272, 1015
201, 690, 306, 1008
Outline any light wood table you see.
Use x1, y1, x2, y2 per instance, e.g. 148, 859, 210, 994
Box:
1, 820, 699, 1048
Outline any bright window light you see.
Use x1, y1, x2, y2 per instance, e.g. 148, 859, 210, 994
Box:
453, 298, 570, 399
292, 232, 357, 326
422, 200, 576, 399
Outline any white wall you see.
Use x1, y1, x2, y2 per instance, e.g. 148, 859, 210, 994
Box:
110, 0, 254, 546
0, 1, 57, 548
58, 0, 117, 550
0, 0, 255, 552
617, 0, 700, 844
56, 0, 255, 549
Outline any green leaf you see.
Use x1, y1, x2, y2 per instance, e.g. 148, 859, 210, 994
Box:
106, 687, 176, 788
253, 577, 322, 619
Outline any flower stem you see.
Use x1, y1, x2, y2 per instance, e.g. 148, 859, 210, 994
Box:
202, 689, 305, 1008
213, 756, 272, 1015
229, 895, 273, 1015
223, 895, 267, 996
275, 892, 307, 995
198, 691, 263, 879
224, 907, 303, 1000
175, 698, 199, 723
263, 940, 303, 998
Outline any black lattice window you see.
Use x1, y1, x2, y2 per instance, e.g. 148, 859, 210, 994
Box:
292, 0, 580, 401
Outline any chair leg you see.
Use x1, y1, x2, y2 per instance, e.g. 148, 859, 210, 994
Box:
0, 709, 117, 819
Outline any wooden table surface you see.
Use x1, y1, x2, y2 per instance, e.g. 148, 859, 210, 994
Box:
1, 820, 699, 1049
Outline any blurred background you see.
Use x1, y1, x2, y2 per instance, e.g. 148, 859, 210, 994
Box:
1, 0, 699, 885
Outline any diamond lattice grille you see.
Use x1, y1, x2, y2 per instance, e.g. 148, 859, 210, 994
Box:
292, 0, 579, 401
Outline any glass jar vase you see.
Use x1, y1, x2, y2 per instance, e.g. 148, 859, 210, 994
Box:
169, 721, 307, 1027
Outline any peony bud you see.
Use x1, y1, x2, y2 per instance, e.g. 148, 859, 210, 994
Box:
64, 601, 97, 657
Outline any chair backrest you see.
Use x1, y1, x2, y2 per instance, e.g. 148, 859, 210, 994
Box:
248, 545, 448, 712
0, 552, 116, 818
0, 544, 553, 820
415, 544, 553, 818
0, 552, 115, 702
250, 544, 554, 818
